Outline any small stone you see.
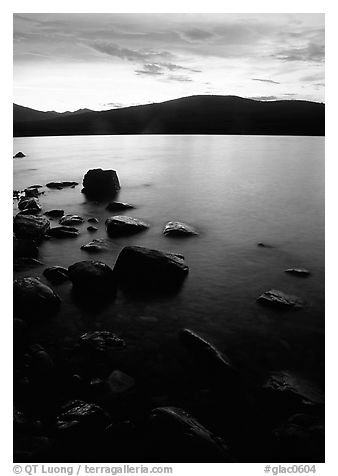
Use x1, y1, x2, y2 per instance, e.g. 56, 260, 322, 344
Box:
284, 268, 311, 277
106, 202, 134, 212
163, 221, 198, 236
105, 216, 149, 236
257, 289, 303, 309
59, 215, 84, 226
88, 217, 99, 223
87, 226, 98, 232
43, 266, 70, 284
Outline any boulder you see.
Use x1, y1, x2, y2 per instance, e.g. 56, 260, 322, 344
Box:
13, 236, 38, 258
13, 277, 61, 320
68, 260, 116, 296
81, 239, 109, 252
79, 330, 125, 354
43, 266, 70, 284
46, 181, 78, 189
13, 151, 25, 158
257, 289, 303, 309
148, 407, 231, 462
46, 226, 79, 238
45, 209, 65, 219
113, 246, 189, 291
87, 226, 98, 232
13, 214, 50, 241
106, 201, 134, 212
284, 268, 311, 277
82, 168, 120, 198
18, 197, 41, 213
105, 216, 149, 236
59, 214, 84, 226
163, 221, 198, 236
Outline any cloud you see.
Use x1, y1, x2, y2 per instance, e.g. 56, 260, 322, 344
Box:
272, 41, 324, 62
181, 28, 215, 41
251, 78, 280, 84
165, 74, 193, 82
135, 64, 164, 76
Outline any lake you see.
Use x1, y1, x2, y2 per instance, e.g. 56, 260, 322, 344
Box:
13, 134, 325, 459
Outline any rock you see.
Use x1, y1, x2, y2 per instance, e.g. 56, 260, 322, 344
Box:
13, 236, 38, 258
18, 197, 41, 213
284, 268, 311, 277
43, 266, 70, 284
46, 181, 78, 189
257, 289, 303, 309
106, 370, 135, 394
56, 400, 110, 434
13, 151, 25, 158
14, 257, 44, 271
180, 328, 237, 381
106, 201, 134, 212
149, 407, 231, 462
88, 217, 99, 223
82, 168, 120, 198
257, 242, 274, 248
27, 344, 54, 374
13, 190, 22, 199
68, 260, 116, 296
163, 221, 198, 236
46, 226, 79, 238
24, 187, 39, 198
87, 226, 98, 232
45, 209, 65, 218
105, 216, 149, 236
59, 214, 84, 226
81, 239, 110, 252
14, 214, 50, 241
13, 277, 61, 321
113, 246, 189, 291
79, 331, 125, 354
28, 184, 43, 189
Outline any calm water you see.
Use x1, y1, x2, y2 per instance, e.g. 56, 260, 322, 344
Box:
13, 135, 325, 391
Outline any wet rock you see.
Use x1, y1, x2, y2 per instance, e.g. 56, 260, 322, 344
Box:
107, 370, 135, 394
18, 197, 41, 213
163, 221, 198, 236
45, 209, 65, 219
24, 187, 39, 198
59, 214, 84, 226
14, 214, 50, 241
105, 215, 149, 236
257, 289, 303, 309
148, 407, 232, 462
180, 328, 237, 381
43, 266, 70, 284
87, 226, 98, 232
68, 260, 116, 296
46, 181, 78, 189
81, 239, 110, 252
46, 226, 79, 238
88, 217, 99, 223
82, 168, 120, 198
284, 268, 311, 277
14, 151, 25, 158
79, 331, 125, 355
14, 257, 44, 271
106, 201, 134, 212
13, 277, 61, 321
13, 236, 38, 258
113, 246, 189, 291
56, 400, 111, 434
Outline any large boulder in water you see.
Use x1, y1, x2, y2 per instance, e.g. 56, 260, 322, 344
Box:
68, 260, 116, 297
148, 407, 231, 462
105, 216, 149, 236
13, 277, 61, 321
113, 246, 189, 292
13, 214, 50, 241
82, 168, 120, 198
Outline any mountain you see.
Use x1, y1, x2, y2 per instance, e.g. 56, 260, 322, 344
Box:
13, 95, 325, 137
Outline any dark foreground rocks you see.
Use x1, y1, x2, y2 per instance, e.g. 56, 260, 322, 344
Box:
163, 221, 198, 236
106, 201, 134, 212
105, 216, 149, 236
68, 260, 116, 297
14, 214, 50, 241
148, 407, 232, 462
14, 277, 61, 321
284, 268, 311, 277
257, 289, 303, 309
113, 246, 189, 292
82, 169, 120, 198
43, 266, 70, 284
46, 226, 79, 238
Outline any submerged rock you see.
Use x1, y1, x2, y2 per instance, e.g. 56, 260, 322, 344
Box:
79, 330, 125, 354
81, 239, 110, 252
105, 216, 149, 236
46, 181, 78, 189
43, 266, 70, 284
59, 214, 84, 226
82, 168, 120, 198
13, 277, 61, 321
45, 209, 65, 219
149, 407, 231, 462
14, 214, 50, 241
113, 245, 189, 291
68, 260, 116, 296
13, 236, 38, 258
106, 201, 134, 212
46, 226, 79, 238
284, 268, 311, 277
18, 197, 41, 213
163, 221, 198, 236
257, 289, 303, 309
13, 151, 25, 158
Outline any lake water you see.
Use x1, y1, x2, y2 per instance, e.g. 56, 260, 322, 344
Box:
13, 135, 325, 402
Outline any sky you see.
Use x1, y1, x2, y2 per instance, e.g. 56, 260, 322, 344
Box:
13, 13, 325, 112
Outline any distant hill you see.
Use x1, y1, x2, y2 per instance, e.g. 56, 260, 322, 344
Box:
13, 95, 325, 137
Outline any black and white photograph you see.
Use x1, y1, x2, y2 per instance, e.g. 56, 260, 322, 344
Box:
11, 7, 326, 469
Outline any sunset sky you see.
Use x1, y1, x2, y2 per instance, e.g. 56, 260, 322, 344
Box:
13, 13, 325, 112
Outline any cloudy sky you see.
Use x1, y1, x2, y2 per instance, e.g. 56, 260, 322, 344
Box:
13, 13, 325, 112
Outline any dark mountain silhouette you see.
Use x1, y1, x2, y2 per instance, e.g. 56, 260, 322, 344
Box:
13, 95, 324, 137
